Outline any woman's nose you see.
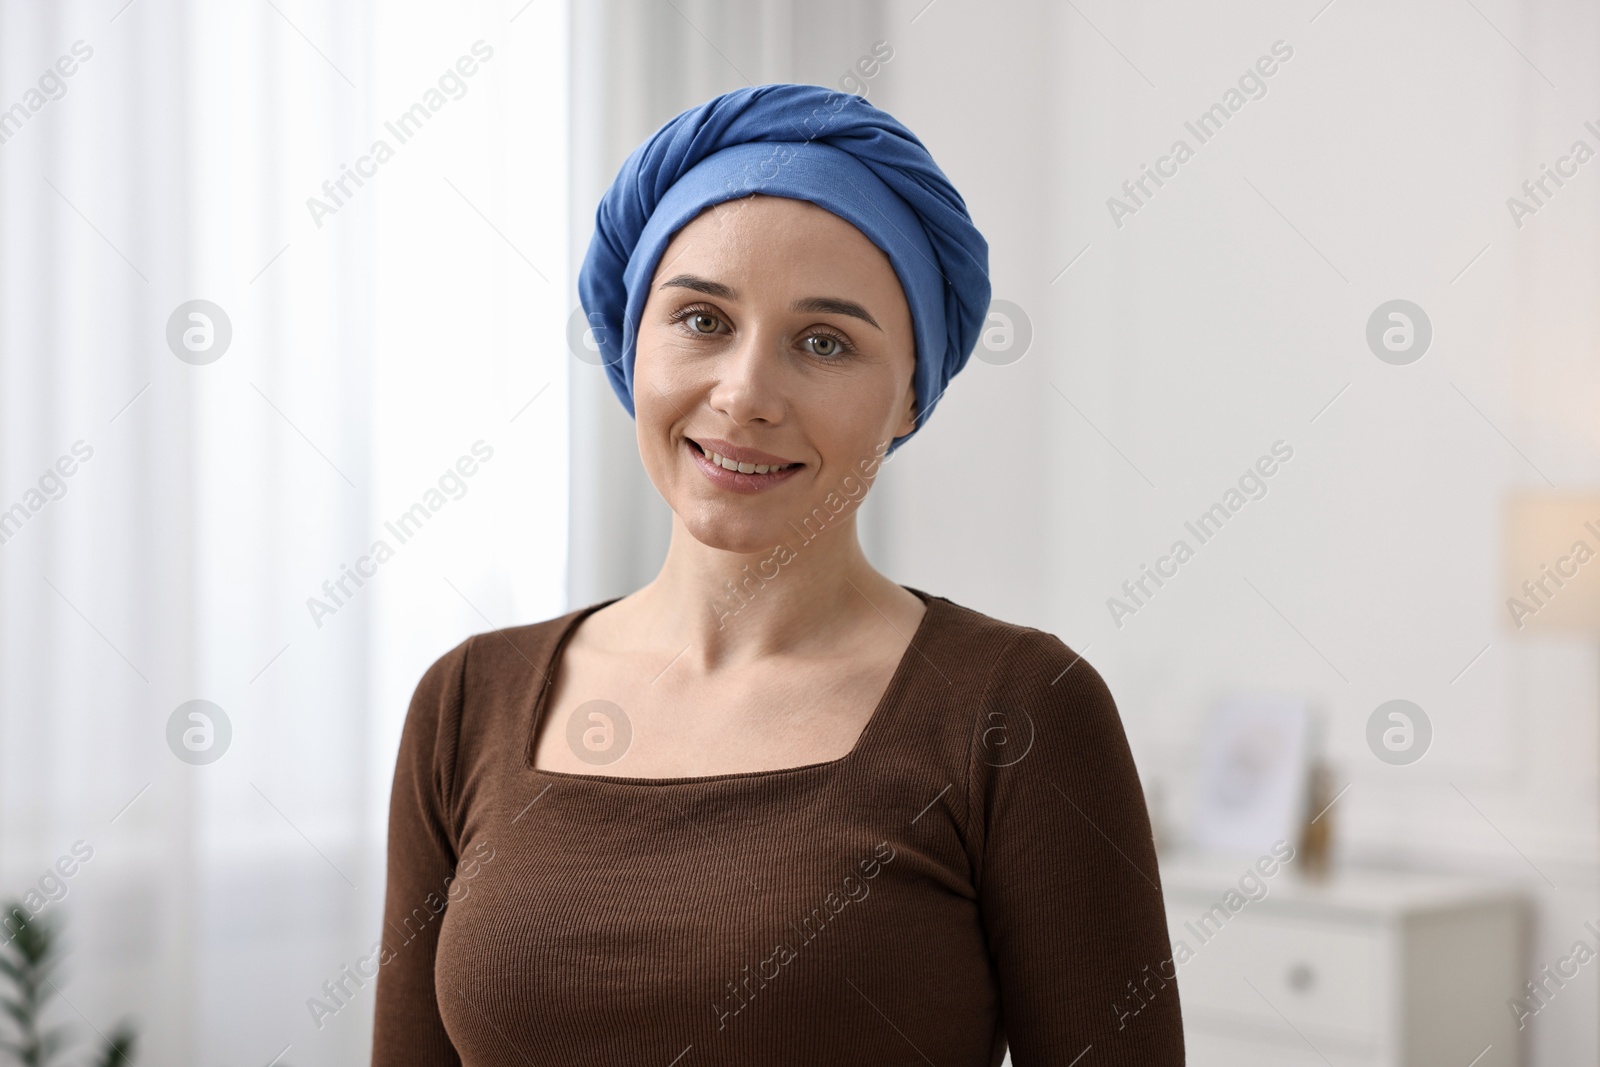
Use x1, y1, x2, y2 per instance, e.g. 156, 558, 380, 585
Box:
706, 328, 786, 425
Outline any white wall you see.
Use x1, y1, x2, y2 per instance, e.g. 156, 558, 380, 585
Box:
870, 0, 1600, 1062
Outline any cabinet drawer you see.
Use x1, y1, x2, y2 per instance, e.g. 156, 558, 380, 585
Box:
1166, 906, 1383, 1047
1184, 1028, 1378, 1067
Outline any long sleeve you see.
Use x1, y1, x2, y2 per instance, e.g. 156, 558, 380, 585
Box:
371, 639, 471, 1066
971, 629, 1184, 1065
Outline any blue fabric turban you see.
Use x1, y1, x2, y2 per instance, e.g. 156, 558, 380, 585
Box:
577, 83, 991, 450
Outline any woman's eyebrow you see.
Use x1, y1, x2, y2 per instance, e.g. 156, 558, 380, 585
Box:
790, 296, 881, 330
657, 274, 737, 299
658, 274, 881, 331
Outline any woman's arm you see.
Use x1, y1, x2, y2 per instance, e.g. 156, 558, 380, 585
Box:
370, 640, 471, 1066
972, 629, 1185, 1065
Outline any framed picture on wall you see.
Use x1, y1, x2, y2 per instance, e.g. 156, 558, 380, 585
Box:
1189, 694, 1314, 857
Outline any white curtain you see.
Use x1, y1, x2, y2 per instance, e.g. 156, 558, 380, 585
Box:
0, 2, 567, 1064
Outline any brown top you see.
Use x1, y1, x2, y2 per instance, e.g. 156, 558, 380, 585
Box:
371, 588, 1185, 1065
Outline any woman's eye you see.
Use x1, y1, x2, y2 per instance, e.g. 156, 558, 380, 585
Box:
804, 334, 843, 357
689, 313, 720, 334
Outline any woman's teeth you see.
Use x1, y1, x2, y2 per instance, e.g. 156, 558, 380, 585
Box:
704, 449, 793, 475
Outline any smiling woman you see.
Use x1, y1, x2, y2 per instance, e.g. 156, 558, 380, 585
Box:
632, 196, 917, 545
372, 83, 1185, 1066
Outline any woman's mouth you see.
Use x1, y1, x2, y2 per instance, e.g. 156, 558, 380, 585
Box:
686, 437, 804, 494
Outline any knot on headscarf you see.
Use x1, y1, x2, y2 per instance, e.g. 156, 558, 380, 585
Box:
577, 83, 991, 450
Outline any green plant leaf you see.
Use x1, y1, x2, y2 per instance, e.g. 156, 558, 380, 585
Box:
2, 995, 30, 1024
92, 1021, 137, 1067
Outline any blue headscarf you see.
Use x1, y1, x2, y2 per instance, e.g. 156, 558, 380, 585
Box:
577, 83, 990, 450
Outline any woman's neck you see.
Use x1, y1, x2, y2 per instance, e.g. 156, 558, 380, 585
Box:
623, 511, 916, 668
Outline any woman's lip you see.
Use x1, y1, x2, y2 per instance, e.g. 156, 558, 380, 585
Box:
687, 439, 804, 494
689, 436, 801, 468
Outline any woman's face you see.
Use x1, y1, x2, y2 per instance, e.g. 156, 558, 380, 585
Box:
632, 194, 918, 555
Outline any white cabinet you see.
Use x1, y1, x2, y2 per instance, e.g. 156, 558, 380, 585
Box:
1158, 854, 1529, 1067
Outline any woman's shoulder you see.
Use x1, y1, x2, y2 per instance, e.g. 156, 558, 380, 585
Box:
916, 589, 1110, 706
398, 604, 611, 791
404, 601, 608, 730
915, 592, 1142, 868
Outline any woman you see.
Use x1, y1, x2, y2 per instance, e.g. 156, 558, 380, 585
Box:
372, 84, 1184, 1065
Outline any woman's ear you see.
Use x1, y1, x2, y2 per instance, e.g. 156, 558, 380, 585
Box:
893, 378, 919, 440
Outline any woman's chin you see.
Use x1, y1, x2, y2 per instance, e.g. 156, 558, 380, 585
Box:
677, 507, 795, 555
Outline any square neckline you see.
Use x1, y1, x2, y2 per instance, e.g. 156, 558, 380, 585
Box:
522, 586, 938, 786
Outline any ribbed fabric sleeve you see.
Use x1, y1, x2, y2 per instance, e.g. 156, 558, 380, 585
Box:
370, 638, 470, 1066
369, 592, 1184, 1066
970, 630, 1185, 1063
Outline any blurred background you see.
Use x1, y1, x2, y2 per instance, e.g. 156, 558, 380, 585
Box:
1, 0, 1596, 1064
